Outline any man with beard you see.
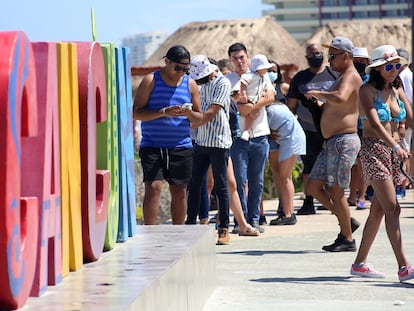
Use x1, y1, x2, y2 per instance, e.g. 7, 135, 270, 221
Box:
286, 43, 338, 215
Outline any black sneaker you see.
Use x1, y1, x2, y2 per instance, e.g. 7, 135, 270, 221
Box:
351, 217, 360, 233
296, 206, 316, 215
322, 234, 356, 252
296, 199, 316, 215
277, 202, 284, 216
249, 221, 265, 233
269, 214, 297, 226
259, 215, 267, 225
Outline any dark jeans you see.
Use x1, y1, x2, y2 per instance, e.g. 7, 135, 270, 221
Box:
187, 145, 230, 228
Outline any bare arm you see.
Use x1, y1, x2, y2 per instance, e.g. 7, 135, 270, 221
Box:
133, 73, 165, 121
360, 85, 408, 160
306, 72, 360, 105
182, 79, 203, 123
253, 87, 275, 110
397, 87, 413, 129
133, 73, 203, 122
286, 97, 299, 113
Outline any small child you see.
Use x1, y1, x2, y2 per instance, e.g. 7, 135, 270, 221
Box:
233, 54, 273, 140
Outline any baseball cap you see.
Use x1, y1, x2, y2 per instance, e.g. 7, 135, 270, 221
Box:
163, 45, 190, 65
322, 36, 354, 53
250, 54, 272, 72
189, 55, 217, 80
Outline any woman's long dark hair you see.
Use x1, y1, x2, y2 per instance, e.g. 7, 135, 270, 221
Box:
368, 67, 403, 90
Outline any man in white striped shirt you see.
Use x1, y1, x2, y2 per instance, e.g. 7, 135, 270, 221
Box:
186, 55, 233, 245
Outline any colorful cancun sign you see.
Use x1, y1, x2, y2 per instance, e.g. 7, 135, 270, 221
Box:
0, 31, 136, 310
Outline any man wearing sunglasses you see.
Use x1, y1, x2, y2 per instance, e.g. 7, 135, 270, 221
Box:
305, 36, 362, 252
133, 45, 202, 225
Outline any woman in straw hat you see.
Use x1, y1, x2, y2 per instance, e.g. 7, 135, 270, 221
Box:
350, 44, 414, 282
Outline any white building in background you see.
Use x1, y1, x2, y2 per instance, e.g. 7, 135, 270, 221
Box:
122, 31, 169, 66
262, 0, 411, 42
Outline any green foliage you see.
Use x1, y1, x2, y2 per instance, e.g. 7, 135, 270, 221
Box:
262, 160, 303, 200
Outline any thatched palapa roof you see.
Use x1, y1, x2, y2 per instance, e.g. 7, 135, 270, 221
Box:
143, 16, 307, 69
305, 18, 411, 58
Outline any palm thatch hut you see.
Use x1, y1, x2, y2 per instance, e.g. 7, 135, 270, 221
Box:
144, 16, 306, 68
304, 18, 411, 58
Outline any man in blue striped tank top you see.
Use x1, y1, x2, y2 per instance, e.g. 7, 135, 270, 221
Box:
134, 45, 202, 225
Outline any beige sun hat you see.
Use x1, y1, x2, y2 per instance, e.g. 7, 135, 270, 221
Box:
366, 45, 407, 73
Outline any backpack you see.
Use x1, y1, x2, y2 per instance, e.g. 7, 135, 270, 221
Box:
229, 100, 241, 140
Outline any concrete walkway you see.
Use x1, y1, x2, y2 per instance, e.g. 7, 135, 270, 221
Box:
203, 191, 414, 311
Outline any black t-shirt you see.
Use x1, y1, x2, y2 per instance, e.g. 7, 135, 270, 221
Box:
287, 67, 338, 134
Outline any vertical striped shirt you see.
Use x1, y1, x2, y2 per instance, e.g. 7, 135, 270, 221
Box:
196, 72, 232, 149
140, 71, 192, 148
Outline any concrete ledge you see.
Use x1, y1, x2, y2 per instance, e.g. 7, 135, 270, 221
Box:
24, 225, 216, 311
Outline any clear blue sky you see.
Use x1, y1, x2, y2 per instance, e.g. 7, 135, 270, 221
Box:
1, 1, 272, 45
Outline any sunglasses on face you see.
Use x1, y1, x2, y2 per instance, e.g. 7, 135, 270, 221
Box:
384, 63, 401, 72
174, 64, 190, 73
327, 52, 344, 61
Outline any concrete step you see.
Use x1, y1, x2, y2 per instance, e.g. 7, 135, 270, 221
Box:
24, 225, 216, 311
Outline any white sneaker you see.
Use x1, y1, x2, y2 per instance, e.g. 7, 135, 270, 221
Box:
350, 263, 385, 278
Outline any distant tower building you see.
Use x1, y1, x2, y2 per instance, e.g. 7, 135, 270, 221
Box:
122, 31, 169, 66
263, 0, 411, 42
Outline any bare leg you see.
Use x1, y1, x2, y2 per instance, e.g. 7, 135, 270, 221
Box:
143, 180, 163, 225
348, 164, 358, 205
328, 184, 352, 241
228, 158, 257, 234
170, 184, 188, 224
370, 179, 410, 268
307, 178, 334, 212
354, 195, 384, 263
356, 158, 368, 204
269, 151, 297, 217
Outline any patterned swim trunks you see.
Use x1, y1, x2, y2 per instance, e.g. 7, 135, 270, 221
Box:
310, 133, 361, 188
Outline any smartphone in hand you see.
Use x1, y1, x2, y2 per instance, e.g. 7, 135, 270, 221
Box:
182, 103, 193, 110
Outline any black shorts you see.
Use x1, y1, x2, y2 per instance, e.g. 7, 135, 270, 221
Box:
301, 130, 324, 175
139, 147, 193, 185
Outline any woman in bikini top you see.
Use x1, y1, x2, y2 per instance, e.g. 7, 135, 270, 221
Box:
361, 89, 406, 123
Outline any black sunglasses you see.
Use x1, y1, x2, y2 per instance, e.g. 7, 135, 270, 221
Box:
174, 64, 190, 74
327, 52, 345, 61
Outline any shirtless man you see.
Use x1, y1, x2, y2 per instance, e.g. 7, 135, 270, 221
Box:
305, 36, 362, 252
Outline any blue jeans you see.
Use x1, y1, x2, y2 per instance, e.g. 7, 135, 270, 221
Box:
187, 145, 230, 228
231, 136, 269, 223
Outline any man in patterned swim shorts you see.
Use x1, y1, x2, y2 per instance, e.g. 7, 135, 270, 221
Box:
305, 36, 362, 252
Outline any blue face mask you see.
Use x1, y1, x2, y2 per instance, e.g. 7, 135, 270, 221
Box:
267, 71, 278, 83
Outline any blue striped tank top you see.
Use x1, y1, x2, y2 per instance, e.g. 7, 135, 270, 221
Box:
140, 71, 192, 148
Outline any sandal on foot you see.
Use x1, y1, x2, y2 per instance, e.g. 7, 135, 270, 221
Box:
238, 226, 260, 236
